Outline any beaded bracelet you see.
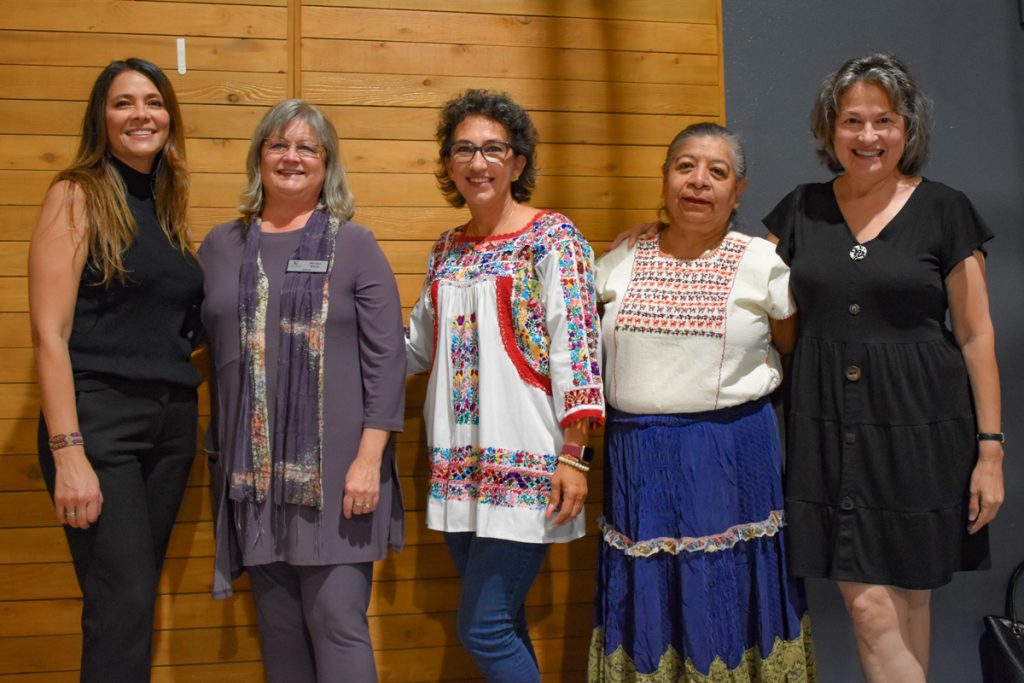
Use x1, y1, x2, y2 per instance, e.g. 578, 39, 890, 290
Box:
557, 454, 590, 473
48, 432, 84, 452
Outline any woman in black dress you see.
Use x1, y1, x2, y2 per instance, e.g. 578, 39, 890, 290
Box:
764, 53, 1004, 683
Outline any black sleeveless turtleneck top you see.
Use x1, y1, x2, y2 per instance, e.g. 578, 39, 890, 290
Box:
69, 156, 203, 389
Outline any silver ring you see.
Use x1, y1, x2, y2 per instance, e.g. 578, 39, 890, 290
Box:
66, 510, 77, 519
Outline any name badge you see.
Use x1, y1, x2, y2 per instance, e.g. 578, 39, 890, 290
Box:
287, 259, 329, 273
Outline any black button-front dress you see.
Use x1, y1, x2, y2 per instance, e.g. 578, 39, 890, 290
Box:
765, 179, 992, 589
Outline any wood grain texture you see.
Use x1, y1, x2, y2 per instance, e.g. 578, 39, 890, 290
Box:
301, 6, 718, 53
0, 1, 286, 39
0, 1, 723, 679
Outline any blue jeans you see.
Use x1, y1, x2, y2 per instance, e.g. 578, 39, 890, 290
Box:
444, 532, 550, 683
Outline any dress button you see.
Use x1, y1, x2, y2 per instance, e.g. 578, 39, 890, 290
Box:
844, 365, 862, 382
844, 431, 856, 445
840, 496, 855, 511
848, 303, 861, 315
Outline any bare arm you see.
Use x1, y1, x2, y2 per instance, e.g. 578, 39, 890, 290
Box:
769, 313, 798, 356
946, 251, 1003, 534
29, 181, 103, 529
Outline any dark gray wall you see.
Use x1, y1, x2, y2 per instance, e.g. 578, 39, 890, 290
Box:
722, 3, 1024, 681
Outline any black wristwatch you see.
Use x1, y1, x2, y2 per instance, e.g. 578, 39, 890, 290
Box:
977, 432, 1006, 444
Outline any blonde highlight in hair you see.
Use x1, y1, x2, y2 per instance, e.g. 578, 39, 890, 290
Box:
55, 58, 192, 286
238, 99, 354, 224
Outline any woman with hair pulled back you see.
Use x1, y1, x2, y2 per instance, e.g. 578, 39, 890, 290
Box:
590, 123, 815, 682
765, 53, 1004, 682
28, 57, 201, 681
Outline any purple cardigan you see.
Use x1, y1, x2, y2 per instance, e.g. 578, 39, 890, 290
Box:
200, 218, 406, 598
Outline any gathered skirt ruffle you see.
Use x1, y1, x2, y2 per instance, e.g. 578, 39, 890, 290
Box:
589, 401, 816, 682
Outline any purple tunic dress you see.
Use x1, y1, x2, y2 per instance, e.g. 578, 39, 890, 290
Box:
200, 219, 406, 598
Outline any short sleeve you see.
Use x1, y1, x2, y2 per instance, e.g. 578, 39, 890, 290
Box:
940, 188, 993, 278
762, 187, 801, 266
594, 241, 633, 305
759, 246, 796, 320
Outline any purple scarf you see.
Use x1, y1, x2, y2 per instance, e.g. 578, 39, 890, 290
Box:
231, 209, 340, 509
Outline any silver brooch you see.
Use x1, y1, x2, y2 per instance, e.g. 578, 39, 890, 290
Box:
849, 245, 867, 261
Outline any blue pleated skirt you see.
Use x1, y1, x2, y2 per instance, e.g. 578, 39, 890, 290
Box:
588, 399, 816, 682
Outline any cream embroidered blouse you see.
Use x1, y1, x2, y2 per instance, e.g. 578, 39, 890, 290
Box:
596, 231, 794, 414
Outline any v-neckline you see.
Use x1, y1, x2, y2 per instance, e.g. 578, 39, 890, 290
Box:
831, 177, 925, 246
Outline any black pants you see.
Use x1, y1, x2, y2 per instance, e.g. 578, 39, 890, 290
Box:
38, 379, 197, 683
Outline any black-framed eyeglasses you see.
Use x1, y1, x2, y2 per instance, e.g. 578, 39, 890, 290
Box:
263, 137, 323, 159
448, 140, 514, 164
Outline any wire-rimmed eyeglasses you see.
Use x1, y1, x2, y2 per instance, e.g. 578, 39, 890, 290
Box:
263, 137, 323, 159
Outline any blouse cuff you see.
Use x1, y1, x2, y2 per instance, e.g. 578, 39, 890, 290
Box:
560, 385, 605, 428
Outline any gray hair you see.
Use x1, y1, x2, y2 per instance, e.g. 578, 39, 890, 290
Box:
659, 122, 747, 227
811, 53, 932, 175
661, 122, 747, 180
238, 99, 355, 222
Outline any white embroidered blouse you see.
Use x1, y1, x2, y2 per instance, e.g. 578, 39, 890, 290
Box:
596, 231, 795, 414
407, 211, 604, 544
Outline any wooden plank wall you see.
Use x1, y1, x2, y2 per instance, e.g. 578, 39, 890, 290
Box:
0, 1, 724, 680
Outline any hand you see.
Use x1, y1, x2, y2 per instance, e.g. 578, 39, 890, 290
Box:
607, 221, 660, 252
53, 447, 103, 529
967, 443, 1004, 534
342, 454, 381, 519
546, 464, 587, 526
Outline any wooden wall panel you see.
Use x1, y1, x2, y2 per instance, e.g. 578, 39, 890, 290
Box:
0, 1, 723, 680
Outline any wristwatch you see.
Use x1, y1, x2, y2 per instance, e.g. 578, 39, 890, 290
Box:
560, 443, 593, 464
977, 432, 1006, 443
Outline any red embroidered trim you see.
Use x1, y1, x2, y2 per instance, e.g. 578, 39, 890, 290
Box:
560, 408, 605, 429
428, 279, 440, 375
453, 211, 548, 243
495, 276, 552, 395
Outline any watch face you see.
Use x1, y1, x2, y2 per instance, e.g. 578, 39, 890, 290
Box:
560, 443, 592, 463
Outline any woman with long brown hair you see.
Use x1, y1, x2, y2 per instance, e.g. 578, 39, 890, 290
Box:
28, 57, 201, 682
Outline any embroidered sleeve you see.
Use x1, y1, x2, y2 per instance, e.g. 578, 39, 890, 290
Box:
406, 236, 444, 376
537, 218, 605, 427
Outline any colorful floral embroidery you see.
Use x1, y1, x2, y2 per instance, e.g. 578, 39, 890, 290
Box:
617, 232, 750, 338
599, 509, 785, 558
565, 386, 603, 414
449, 313, 479, 424
588, 615, 816, 682
428, 445, 557, 509
557, 241, 601, 385
425, 211, 602, 398
509, 272, 549, 378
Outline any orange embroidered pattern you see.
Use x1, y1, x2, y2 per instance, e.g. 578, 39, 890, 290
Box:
616, 233, 750, 338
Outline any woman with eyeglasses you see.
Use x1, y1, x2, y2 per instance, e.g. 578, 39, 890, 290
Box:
406, 89, 604, 682
200, 99, 406, 682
